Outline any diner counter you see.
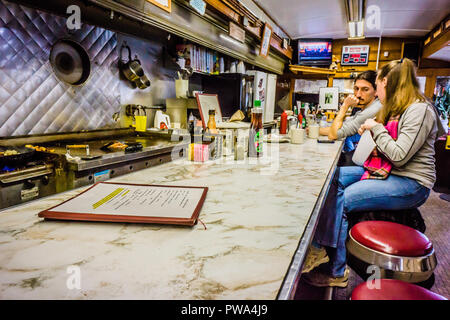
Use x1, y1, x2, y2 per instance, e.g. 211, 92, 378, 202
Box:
0, 138, 343, 299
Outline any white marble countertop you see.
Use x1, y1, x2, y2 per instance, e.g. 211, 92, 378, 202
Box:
0, 138, 342, 299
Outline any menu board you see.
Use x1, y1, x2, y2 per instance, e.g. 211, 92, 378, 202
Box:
38, 182, 208, 226
259, 23, 273, 58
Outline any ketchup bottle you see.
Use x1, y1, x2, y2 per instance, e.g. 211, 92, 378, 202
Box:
297, 113, 303, 129
280, 111, 287, 134
249, 107, 263, 157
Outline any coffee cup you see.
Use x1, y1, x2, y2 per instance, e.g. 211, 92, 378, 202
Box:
308, 124, 319, 139
175, 79, 189, 98
289, 128, 305, 144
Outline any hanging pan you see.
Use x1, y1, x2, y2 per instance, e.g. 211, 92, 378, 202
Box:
119, 44, 144, 82
50, 39, 91, 86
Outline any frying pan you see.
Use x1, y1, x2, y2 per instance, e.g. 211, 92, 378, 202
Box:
50, 39, 91, 86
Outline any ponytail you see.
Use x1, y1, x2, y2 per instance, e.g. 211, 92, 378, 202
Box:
376, 58, 426, 124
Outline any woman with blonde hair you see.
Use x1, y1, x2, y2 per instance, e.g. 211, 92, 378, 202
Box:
302, 58, 446, 288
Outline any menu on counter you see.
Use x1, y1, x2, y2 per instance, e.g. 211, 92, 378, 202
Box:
38, 182, 208, 226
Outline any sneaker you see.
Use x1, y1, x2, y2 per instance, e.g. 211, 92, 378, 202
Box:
302, 267, 350, 288
301, 245, 330, 273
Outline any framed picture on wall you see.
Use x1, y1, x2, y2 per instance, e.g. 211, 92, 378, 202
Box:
259, 23, 273, 58
146, 0, 171, 13
319, 87, 339, 110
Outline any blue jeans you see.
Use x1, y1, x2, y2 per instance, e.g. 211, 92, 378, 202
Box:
313, 166, 430, 277
343, 133, 361, 153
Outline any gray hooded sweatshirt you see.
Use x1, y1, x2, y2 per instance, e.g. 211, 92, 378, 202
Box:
337, 99, 383, 140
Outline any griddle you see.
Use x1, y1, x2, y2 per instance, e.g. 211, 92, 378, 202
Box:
0, 146, 35, 166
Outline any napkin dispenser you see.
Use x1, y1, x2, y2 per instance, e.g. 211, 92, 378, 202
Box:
154, 110, 171, 129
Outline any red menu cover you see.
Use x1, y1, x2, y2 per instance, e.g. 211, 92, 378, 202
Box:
38, 182, 208, 226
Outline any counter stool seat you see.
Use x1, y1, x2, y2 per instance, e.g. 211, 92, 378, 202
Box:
350, 220, 433, 257
351, 279, 447, 300
347, 221, 437, 287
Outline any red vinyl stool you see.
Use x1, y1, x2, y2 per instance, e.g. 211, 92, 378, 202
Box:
351, 279, 447, 300
346, 221, 437, 287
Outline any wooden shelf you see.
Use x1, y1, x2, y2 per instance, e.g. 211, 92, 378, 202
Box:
204, 0, 293, 60
334, 70, 354, 78
289, 65, 337, 75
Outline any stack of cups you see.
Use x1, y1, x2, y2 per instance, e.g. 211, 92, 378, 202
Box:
289, 128, 305, 144
308, 124, 320, 139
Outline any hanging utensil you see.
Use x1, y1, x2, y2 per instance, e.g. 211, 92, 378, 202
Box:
180, 67, 193, 80
135, 74, 151, 89
49, 39, 91, 86
119, 44, 144, 82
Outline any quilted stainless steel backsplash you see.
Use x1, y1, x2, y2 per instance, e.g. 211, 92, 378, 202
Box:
0, 0, 120, 136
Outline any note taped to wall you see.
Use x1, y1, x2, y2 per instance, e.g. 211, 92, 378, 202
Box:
146, 0, 171, 13
38, 182, 208, 226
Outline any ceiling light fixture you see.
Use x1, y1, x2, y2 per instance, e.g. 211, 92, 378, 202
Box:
345, 0, 366, 39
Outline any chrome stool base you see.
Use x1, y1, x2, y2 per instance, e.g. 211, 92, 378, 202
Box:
346, 233, 437, 288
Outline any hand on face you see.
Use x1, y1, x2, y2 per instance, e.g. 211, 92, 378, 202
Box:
358, 118, 379, 135
343, 94, 360, 109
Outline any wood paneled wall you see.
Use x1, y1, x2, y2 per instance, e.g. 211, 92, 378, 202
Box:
332, 37, 416, 76
285, 37, 449, 103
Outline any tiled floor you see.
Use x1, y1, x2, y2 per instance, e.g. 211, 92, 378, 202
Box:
295, 190, 450, 300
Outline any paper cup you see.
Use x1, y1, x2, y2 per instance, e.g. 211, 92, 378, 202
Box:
290, 128, 305, 144
308, 125, 319, 139
175, 79, 189, 98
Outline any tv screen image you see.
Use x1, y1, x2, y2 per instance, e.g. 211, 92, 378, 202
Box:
297, 40, 332, 66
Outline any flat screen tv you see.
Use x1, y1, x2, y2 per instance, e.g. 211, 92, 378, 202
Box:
295, 39, 332, 67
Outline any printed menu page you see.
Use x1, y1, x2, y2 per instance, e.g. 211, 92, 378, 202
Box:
47, 183, 206, 219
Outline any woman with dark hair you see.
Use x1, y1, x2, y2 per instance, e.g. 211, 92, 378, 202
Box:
302, 58, 446, 288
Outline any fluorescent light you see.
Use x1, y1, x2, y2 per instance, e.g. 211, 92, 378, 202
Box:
348, 20, 365, 39
348, 22, 356, 38
356, 20, 364, 37
345, 0, 366, 39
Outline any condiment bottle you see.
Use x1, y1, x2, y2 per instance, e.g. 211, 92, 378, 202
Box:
300, 107, 307, 129
280, 111, 287, 134
207, 108, 218, 133
188, 112, 195, 143
446, 118, 450, 150
316, 106, 323, 121
248, 107, 263, 157
193, 120, 203, 144
297, 113, 303, 129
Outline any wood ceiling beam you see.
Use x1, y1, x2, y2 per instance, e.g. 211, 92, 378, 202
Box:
422, 15, 450, 59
